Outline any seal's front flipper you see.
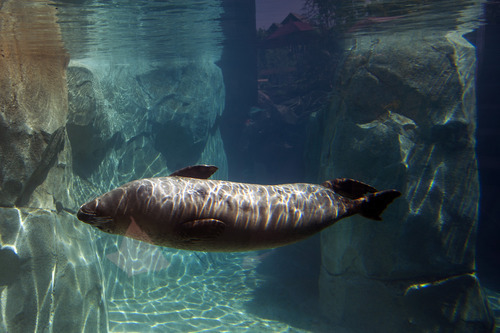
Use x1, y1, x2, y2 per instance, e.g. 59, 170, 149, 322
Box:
177, 219, 226, 240
322, 178, 378, 199
170, 165, 218, 179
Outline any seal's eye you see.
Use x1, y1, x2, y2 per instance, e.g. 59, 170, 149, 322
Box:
94, 200, 103, 216
94, 199, 112, 219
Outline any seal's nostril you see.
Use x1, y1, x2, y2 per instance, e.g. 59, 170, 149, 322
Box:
77, 208, 96, 224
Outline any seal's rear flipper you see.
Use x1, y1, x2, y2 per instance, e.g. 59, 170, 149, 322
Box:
357, 190, 401, 221
322, 178, 378, 199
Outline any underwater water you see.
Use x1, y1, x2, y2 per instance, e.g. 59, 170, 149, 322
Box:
0, 0, 499, 332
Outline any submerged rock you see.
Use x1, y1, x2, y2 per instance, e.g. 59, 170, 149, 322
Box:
0, 0, 69, 208
66, 61, 227, 193
312, 27, 494, 332
319, 272, 494, 332
0, 208, 108, 333
66, 66, 113, 179
0, 247, 21, 286
15, 126, 66, 207
138, 63, 225, 170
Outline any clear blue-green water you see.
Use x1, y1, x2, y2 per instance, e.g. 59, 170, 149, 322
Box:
0, 0, 499, 332
54, 0, 224, 63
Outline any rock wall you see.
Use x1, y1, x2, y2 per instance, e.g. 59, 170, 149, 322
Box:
0, 1, 108, 332
0, 0, 70, 209
67, 60, 227, 201
312, 28, 495, 332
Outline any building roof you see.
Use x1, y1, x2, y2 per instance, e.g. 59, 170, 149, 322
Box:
262, 12, 316, 48
281, 13, 308, 25
267, 20, 315, 40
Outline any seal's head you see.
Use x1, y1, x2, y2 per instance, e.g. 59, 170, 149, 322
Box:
77, 188, 127, 234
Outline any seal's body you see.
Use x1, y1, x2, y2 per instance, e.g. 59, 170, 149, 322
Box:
77, 165, 400, 252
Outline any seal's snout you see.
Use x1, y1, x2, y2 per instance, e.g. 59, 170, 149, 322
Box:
77, 199, 114, 226
77, 208, 94, 222
77, 200, 97, 224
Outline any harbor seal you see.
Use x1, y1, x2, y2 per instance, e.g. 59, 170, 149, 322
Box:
77, 165, 400, 252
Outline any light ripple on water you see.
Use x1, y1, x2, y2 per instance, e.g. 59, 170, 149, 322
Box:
99, 241, 321, 332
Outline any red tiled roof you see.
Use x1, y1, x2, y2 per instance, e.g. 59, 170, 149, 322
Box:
267, 21, 315, 40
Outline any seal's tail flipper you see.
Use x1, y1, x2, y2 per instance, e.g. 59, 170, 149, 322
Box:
357, 190, 401, 221
322, 178, 378, 199
322, 178, 401, 220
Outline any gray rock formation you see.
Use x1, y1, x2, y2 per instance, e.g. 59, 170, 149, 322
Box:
0, 2, 110, 332
0, 0, 70, 210
312, 28, 495, 332
66, 60, 227, 197
0, 208, 109, 332
137, 63, 225, 170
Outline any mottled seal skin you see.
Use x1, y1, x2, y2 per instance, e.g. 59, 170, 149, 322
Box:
77, 165, 401, 252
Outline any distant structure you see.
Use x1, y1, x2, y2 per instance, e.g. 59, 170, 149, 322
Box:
258, 13, 318, 84
262, 13, 316, 49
